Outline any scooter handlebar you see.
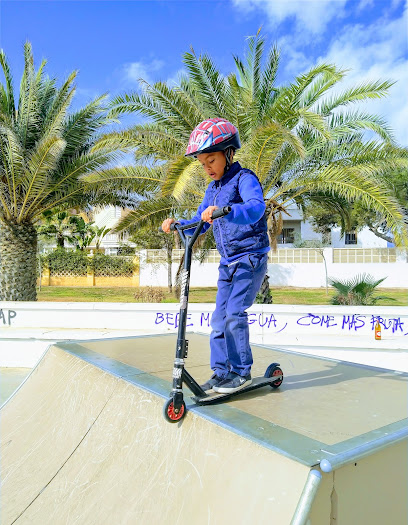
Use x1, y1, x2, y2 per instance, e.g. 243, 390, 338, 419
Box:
158, 222, 179, 233
211, 206, 232, 220
159, 206, 231, 233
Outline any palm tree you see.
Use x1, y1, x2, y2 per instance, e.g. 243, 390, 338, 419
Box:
68, 216, 96, 251
107, 31, 407, 235
92, 225, 111, 252
85, 31, 407, 298
36, 210, 73, 249
0, 43, 136, 300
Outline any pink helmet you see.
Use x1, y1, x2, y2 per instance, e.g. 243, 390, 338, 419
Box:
185, 118, 241, 157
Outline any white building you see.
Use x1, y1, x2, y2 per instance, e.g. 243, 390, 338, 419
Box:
91, 207, 136, 255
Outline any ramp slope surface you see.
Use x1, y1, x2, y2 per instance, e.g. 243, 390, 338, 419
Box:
1, 342, 310, 524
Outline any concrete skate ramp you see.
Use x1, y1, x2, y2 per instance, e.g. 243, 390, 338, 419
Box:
1, 333, 408, 524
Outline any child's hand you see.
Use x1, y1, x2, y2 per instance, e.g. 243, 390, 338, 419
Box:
161, 218, 176, 233
201, 206, 219, 224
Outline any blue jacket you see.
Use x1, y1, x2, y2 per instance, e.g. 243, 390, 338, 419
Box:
179, 162, 270, 264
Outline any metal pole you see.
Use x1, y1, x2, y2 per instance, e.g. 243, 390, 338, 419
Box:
320, 426, 408, 473
291, 469, 322, 525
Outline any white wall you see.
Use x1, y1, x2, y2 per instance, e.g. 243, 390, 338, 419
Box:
139, 250, 408, 288
1, 301, 407, 347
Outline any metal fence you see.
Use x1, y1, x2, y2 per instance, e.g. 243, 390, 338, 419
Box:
333, 248, 397, 264
143, 247, 400, 265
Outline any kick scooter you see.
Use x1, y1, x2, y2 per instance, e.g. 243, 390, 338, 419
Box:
160, 207, 283, 423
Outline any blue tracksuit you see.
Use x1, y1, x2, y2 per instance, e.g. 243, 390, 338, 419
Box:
179, 161, 270, 377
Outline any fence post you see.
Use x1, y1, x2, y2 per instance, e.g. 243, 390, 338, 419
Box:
132, 256, 140, 287
87, 252, 95, 287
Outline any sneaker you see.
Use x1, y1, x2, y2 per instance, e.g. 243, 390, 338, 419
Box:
213, 373, 252, 394
200, 374, 225, 392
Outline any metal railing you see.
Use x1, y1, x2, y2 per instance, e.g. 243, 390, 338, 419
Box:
333, 248, 397, 263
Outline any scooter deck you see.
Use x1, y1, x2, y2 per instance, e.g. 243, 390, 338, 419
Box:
191, 375, 282, 405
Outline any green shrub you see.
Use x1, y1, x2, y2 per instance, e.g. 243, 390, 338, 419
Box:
90, 254, 135, 277
39, 250, 136, 277
41, 249, 88, 276
329, 273, 394, 305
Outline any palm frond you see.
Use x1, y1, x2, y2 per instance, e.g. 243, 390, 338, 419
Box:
108, 89, 172, 125
317, 79, 395, 115
61, 94, 109, 158
112, 196, 188, 233
0, 50, 16, 118
183, 48, 230, 117
161, 155, 199, 197
138, 79, 199, 133
258, 44, 280, 121
239, 122, 306, 182
297, 108, 330, 139
328, 110, 395, 143
90, 129, 138, 154
226, 73, 252, 138
165, 157, 206, 200
17, 41, 41, 149
270, 63, 341, 124
81, 164, 165, 195
0, 124, 25, 217
130, 123, 184, 161
18, 135, 66, 220
277, 161, 408, 246
300, 68, 346, 108
42, 71, 77, 136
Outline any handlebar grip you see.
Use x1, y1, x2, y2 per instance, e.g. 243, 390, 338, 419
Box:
211, 206, 232, 220
158, 222, 179, 233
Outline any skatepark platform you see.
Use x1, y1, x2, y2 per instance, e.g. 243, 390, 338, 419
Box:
1, 333, 407, 524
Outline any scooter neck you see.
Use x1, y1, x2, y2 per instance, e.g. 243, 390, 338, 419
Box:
175, 220, 205, 252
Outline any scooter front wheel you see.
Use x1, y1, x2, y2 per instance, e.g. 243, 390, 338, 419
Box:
163, 398, 186, 423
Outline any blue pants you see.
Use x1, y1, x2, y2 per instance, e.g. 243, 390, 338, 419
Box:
210, 253, 268, 377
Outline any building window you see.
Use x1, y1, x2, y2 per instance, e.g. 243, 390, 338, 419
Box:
345, 231, 357, 245
278, 228, 295, 244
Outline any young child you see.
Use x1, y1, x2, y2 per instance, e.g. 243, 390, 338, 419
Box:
161, 118, 270, 394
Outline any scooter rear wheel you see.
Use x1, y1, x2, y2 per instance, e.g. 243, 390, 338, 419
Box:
265, 364, 284, 389
163, 398, 186, 423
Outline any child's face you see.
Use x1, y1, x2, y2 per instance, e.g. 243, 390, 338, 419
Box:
197, 151, 227, 181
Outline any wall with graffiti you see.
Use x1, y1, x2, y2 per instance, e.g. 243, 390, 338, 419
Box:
1, 303, 407, 350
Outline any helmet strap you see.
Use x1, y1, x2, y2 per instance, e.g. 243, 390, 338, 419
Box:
224, 147, 234, 173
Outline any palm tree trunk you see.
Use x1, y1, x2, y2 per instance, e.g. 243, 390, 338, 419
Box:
57, 233, 65, 248
0, 221, 38, 301
256, 273, 273, 304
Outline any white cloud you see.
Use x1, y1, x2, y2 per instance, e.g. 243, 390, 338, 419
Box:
277, 36, 314, 76
236, 2, 408, 145
232, 0, 348, 34
122, 59, 165, 86
316, 15, 408, 145
357, 0, 375, 11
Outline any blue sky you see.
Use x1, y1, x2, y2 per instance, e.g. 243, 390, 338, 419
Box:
0, 0, 407, 144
